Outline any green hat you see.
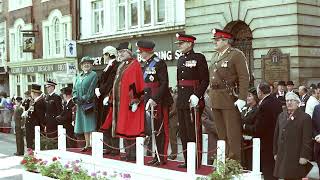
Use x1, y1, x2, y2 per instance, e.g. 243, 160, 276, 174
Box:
79, 56, 94, 65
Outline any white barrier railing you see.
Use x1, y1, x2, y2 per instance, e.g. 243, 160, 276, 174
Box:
34, 125, 261, 179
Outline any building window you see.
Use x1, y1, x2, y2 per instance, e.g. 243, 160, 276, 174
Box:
129, 0, 138, 27
27, 74, 36, 92
118, 0, 126, 30
117, 0, 165, 30
143, 0, 151, 25
17, 26, 23, 59
53, 18, 60, 55
92, 0, 104, 34
0, 0, 3, 12
45, 26, 50, 56
156, 0, 165, 23
16, 75, 21, 97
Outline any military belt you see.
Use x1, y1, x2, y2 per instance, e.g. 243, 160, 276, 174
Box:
178, 80, 199, 87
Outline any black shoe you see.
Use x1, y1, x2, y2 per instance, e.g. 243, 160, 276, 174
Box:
177, 163, 187, 168
14, 152, 23, 156
168, 154, 177, 160
147, 158, 158, 165
80, 147, 91, 152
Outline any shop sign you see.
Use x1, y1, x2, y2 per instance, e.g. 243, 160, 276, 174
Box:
10, 63, 76, 74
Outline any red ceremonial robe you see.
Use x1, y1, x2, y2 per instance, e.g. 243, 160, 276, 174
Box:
102, 58, 145, 139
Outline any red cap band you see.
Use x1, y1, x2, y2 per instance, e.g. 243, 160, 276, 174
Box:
177, 37, 195, 43
138, 47, 153, 52
214, 32, 232, 39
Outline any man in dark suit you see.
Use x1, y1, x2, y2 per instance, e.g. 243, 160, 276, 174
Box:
253, 82, 283, 180
175, 33, 209, 168
56, 87, 75, 148
96, 46, 121, 156
273, 80, 286, 108
312, 103, 320, 178
298, 85, 310, 112
45, 80, 63, 138
25, 84, 46, 149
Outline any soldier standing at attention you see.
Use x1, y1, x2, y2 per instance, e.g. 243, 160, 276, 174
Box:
137, 40, 173, 166
13, 97, 24, 156
209, 28, 249, 161
175, 33, 209, 168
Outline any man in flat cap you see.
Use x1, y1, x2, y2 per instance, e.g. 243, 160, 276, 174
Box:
25, 84, 46, 149
137, 39, 173, 166
56, 87, 75, 147
13, 97, 24, 155
101, 42, 145, 161
175, 33, 209, 168
209, 28, 249, 161
96, 45, 121, 156
45, 79, 63, 139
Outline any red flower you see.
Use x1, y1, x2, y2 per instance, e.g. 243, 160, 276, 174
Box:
52, 157, 58, 161
21, 159, 27, 164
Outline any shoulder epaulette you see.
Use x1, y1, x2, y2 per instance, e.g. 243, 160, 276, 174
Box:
153, 57, 160, 62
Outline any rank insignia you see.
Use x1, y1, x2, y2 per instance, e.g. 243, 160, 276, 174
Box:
149, 75, 154, 82
221, 61, 228, 68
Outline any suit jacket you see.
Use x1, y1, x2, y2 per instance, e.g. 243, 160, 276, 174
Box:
27, 96, 46, 128
45, 93, 63, 129
176, 49, 209, 109
242, 105, 259, 136
96, 60, 121, 98
209, 47, 249, 109
56, 99, 75, 127
254, 95, 283, 140
273, 109, 313, 178
312, 104, 320, 162
272, 91, 286, 107
143, 55, 173, 106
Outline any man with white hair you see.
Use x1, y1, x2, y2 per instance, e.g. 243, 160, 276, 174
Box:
96, 45, 121, 156
273, 92, 313, 179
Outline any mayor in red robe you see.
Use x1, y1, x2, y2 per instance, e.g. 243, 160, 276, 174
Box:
101, 42, 144, 161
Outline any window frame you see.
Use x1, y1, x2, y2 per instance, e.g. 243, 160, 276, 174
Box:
92, 0, 104, 34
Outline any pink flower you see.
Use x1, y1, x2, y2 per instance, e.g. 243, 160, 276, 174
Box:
52, 157, 58, 161
21, 159, 27, 164
91, 172, 97, 177
73, 166, 80, 172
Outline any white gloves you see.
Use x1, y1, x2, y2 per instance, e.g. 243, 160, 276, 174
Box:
274, 155, 277, 160
234, 99, 246, 112
145, 99, 157, 110
315, 134, 320, 143
299, 158, 307, 165
131, 103, 138, 112
21, 111, 28, 118
189, 94, 199, 108
95, 88, 101, 97
103, 96, 109, 106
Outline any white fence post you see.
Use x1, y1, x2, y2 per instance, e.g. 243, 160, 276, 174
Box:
187, 142, 196, 176
202, 134, 208, 165
120, 138, 125, 153
217, 140, 226, 175
92, 132, 103, 159
252, 138, 261, 173
136, 137, 144, 166
58, 125, 65, 150
34, 126, 40, 152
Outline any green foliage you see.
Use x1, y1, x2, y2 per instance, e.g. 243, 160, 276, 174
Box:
39, 158, 63, 179
197, 157, 243, 180
20, 148, 40, 172
40, 137, 58, 150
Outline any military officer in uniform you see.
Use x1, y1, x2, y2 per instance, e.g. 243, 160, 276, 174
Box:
45, 80, 63, 138
96, 46, 121, 156
137, 40, 173, 166
13, 97, 24, 156
25, 84, 46, 149
209, 29, 249, 161
56, 87, 75, 148
175, 33, 209, 168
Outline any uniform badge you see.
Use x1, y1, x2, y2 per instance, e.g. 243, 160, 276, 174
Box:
149, 75, 154, 82
185, 60, 197, 68
151, 67, 156, 74
221, 61, 229, 68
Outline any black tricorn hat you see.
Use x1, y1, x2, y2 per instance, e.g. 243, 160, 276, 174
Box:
16, 96, 23, 102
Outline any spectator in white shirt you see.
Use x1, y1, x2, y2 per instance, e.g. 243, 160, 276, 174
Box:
305, 88, 319, 118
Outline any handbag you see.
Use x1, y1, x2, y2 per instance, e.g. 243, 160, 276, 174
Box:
81, 102, 95, 114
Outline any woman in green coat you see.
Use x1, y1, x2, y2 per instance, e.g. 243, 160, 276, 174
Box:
73, 56, 97, 152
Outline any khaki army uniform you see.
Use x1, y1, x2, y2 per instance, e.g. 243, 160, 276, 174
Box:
208, 47, 249, 161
